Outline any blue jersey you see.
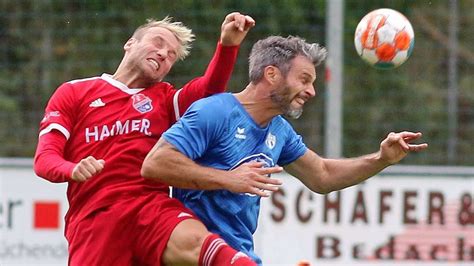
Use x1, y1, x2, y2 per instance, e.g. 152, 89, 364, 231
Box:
163, 93, 307, 264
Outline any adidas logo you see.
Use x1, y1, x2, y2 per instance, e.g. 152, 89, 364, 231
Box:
89, 98, 106, 107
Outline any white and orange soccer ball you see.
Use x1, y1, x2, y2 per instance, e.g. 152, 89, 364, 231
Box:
354, 8, 415, 69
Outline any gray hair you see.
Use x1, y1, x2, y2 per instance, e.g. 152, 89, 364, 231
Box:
132, 16, 195, 61
248, 36, 327, 83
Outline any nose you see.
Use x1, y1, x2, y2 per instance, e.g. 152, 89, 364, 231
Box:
156, 48, 168, 59
306, 84, 316, 98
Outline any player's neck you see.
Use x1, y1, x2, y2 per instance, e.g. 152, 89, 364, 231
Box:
112, 61, 157, 89
234, 84, 281, 127
111, 70, 151, 89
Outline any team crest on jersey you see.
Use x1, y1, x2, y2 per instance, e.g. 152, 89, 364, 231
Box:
265, 133, 276, 149
132, 94, 153, 113
230, 153, 274, 170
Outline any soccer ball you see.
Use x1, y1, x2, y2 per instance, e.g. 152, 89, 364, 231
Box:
354, 8, 415, 69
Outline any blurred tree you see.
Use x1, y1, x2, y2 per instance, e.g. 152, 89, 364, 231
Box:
0, 0, 472, 166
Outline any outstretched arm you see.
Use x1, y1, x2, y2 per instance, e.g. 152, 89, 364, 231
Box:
141, 138, 282, 197
174, 12, 255, 118
284, 131, 428, 194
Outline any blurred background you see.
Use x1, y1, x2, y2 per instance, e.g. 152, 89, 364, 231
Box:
0, 1, 473, 265
0, 0, 472, 164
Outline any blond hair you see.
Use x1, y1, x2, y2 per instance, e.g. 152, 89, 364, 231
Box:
132, 16, 195, 60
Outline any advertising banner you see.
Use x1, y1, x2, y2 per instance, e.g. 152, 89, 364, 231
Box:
1, 160, 473, 266
255, 171, 474, 265
0, 162, 68, 266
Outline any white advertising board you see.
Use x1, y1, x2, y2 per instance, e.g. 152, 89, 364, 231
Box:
255, 171, 474, 265
1, 160, 473, 266
0, 162, 68, 266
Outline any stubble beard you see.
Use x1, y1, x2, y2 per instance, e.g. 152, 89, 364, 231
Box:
270, 85, 303, 120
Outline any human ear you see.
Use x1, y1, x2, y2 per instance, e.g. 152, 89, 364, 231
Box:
264, 66, 281, 84
124, 38, 137, 51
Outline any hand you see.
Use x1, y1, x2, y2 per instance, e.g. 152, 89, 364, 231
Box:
228, 161, 283, 197
220, 12, 255, 46
71, 156, 105, 182
379, 131, 428, 165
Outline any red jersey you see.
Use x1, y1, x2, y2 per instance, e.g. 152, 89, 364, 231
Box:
34, 43, 239, 229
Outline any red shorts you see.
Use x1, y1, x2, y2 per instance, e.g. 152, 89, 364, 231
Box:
66, 193, 198, 266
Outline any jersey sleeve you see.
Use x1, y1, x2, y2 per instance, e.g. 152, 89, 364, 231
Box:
163, 97, 226, 159
34, 82, 78, 182
38, 82, 77, 139
277, 119, 308, 166
34, 131, 75, 183
171, 42, 239, 121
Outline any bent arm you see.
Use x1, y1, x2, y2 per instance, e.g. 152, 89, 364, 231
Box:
174, 13, 255, 117
199, 42, 238, 94
141, 138, 282, 197
175, 42, 239, 115
187, 12, 254, 98
34, 131, 75, 183
142, 138, 228, 190
34, 130, 105, 183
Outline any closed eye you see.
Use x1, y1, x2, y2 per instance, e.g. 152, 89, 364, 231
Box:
168, 51, 177, 61
301, 78, 312, 85
152, 37, 164, 49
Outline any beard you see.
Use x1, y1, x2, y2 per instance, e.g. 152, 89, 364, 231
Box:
270, 85, 303, 119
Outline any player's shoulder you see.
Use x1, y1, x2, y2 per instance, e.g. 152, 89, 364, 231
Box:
272, 115, 297, 133
274, 115, 291, 126
49, 76, 100, 97
59, 75, 103, 92
148, 81, 175, 91
67, 76, 102, 85
142, 81, 176, 100
193, 93, 234, 109
186, 93, 235, 119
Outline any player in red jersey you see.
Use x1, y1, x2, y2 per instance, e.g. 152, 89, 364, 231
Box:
34, 12, 258, 266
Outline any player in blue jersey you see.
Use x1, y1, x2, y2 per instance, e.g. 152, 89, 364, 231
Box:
141, 35, 428, 264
